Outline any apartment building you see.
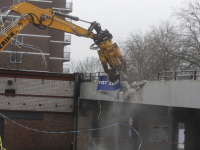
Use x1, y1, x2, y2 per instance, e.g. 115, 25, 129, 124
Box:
0, 0, 72, 73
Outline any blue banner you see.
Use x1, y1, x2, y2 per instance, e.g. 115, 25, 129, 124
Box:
97, 74, 121, 91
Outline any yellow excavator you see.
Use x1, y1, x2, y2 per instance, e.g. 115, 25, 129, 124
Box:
0, 2, 127, 81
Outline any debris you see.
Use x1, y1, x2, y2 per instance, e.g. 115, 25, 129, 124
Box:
121, 80, 148, 101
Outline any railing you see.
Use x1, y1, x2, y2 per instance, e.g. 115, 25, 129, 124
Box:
158, 70, 200, 81
63, 63, 70, 73
63, 46, 70, 62
63, 68, 70, 73
82, 72, 107, 82
14, 0, 24, 5
82, 70, 200, 82
66, 2, 73, 10
64, 33, 71, 42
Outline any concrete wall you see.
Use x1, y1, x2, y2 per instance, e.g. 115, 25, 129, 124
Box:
137, 80, 200, 108
97, 104, 172, 150
77, 99, 173, 150
98, 110, 121, 150
80, 80, 200, 109
138, 115, 172, 150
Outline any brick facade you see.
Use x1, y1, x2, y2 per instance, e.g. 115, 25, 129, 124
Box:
0, 76, 74, 112
0, 70, 76, 150
4, 113, 74, 150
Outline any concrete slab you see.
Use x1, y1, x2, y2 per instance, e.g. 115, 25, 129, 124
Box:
80, 80, 200, 109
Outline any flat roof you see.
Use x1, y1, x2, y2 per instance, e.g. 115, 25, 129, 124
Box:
0, 69, 75, 81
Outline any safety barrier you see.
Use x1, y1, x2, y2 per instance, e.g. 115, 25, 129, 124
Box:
158, 70, 200, 81
82, 72, 107, 82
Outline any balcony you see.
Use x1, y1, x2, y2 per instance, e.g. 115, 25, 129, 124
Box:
52, 2, 73, 13
49, 46, 70, 62
63, 46, 70, 62
66, 2, 73, 11
64, 33, 71, 45
63, 63, 70, 73
13, 0, 25, 5
50, 33, 71, 45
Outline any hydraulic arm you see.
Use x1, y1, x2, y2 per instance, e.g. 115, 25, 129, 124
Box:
0, 2, 127, 81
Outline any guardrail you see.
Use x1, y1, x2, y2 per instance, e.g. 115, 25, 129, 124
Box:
82, 70, 200, 82
157, 70, 200, 81
82, 72, 107, 82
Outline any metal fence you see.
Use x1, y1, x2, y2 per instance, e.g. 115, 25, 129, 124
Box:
82, 72, 107, 82
157, 70, 200, 81
82, 70, 200, 82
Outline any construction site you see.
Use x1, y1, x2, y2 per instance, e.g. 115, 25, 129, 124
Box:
0, 0, 200, 150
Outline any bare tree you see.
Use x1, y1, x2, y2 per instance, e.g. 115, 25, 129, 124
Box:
71, 0, 200, 80
121, 22, 181, 82
69, 59, 78, 73
150, 21, 183, 69
163, 0, 200, 69
70, 56, 104, 73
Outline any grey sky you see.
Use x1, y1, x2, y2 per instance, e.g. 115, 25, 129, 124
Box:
68, 0, 184, 61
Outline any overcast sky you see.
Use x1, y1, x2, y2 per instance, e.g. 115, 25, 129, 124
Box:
68, 0, 184, 61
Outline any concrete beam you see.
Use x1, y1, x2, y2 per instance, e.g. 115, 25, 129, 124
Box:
80, 80, 200, 109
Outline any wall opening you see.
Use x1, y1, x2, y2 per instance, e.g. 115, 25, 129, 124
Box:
178, 123, 185, 150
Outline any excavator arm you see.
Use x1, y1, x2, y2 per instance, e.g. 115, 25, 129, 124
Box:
0, 2, 127, 81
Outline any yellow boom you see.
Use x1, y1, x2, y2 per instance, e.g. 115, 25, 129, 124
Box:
0, 2, 127, 81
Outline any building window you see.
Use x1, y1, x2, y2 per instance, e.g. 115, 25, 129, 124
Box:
63, 46, 70, 61
11, 35, 23, 45
10, 53, 22, 63
64, 33, 71, 42
63, 63, 70, 73
13, 0, 25, 5
66, 2, 73, 10
178, 123, 185, 149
